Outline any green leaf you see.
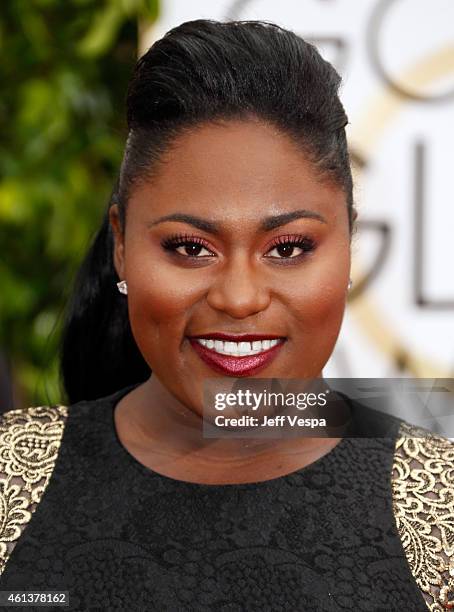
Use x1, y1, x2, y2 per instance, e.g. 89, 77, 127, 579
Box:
77, 2, 124, 57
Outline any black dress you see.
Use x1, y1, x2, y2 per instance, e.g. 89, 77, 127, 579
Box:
0, 384, 452, 611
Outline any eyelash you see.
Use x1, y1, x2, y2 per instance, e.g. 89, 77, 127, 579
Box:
160, 233, 316, 262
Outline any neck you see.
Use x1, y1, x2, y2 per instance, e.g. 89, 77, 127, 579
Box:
114, 373, 343, 483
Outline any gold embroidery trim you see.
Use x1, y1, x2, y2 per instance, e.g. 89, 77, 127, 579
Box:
0, 405, 68, 576
392, 421, 454, 611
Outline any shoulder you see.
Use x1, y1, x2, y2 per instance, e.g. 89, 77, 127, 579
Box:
396, 421, 454, 464
0, 404, 68, 576
0, 404, 69, 429
0, 404, 69, 461
0, 403, 69, 484
392, 419, 454, 495
391, 420, 454, 610
0, 404, 69, 472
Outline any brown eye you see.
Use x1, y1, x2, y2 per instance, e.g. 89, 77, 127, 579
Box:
161, 234, 215, 258
265, 236, 316, 259
175, 243, 212, 257
269, 243, 301, 258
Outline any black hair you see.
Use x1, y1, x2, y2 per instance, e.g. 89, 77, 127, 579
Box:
60, 18, 355, 404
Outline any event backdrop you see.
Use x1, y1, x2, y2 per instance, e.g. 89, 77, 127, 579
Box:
141, 0, 454, 381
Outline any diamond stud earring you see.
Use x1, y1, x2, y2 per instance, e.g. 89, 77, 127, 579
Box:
348, 279, 353, 290
117, 280, 128, 295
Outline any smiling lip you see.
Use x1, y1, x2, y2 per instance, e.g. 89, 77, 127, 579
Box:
188, 333, 285, 341
188, 336, 286, 376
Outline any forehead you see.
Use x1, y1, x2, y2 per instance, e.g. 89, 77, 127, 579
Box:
130, 119, 346, 224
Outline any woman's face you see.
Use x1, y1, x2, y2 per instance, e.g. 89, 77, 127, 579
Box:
110, 119, 351, 415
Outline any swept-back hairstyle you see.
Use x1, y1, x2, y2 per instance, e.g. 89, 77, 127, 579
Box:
60, 19, 354, 404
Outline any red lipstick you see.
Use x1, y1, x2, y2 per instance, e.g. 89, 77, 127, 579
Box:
188, 336, 286, 376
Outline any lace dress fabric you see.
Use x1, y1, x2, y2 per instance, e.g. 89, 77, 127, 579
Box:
0, 386, 451, 611
392, 423, 454, 611
0, 405, 67, 575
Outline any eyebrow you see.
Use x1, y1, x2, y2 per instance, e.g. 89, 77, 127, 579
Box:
148, 209, 327, 234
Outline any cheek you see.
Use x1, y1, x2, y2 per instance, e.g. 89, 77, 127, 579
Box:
287, 243, 350, 344
123, 252, 202, 362
306, 273, 348, 322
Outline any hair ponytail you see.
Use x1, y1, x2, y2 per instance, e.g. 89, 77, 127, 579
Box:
60, 191, 149, 404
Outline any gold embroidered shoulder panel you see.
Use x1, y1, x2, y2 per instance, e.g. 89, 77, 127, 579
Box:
0, 405, 68, 576
392, 421, 454, 611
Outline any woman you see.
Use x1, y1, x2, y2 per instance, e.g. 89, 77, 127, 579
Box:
0, 19, 452, 611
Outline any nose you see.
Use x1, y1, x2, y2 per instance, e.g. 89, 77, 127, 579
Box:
206, 253, 271, 318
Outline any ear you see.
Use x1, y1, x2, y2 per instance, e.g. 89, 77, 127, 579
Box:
109, 204, 125, 280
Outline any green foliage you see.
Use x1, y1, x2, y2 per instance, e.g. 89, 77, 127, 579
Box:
0, 0, 159, 407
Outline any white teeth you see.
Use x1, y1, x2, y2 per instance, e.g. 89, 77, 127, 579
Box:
239, 342, 251, 355
224, 341, 236, 354
194, 338, 282, 356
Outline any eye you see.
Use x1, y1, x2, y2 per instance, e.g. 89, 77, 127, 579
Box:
161, 233, 215, 258
160, 233, 317, 261
265, 235, 316, 260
